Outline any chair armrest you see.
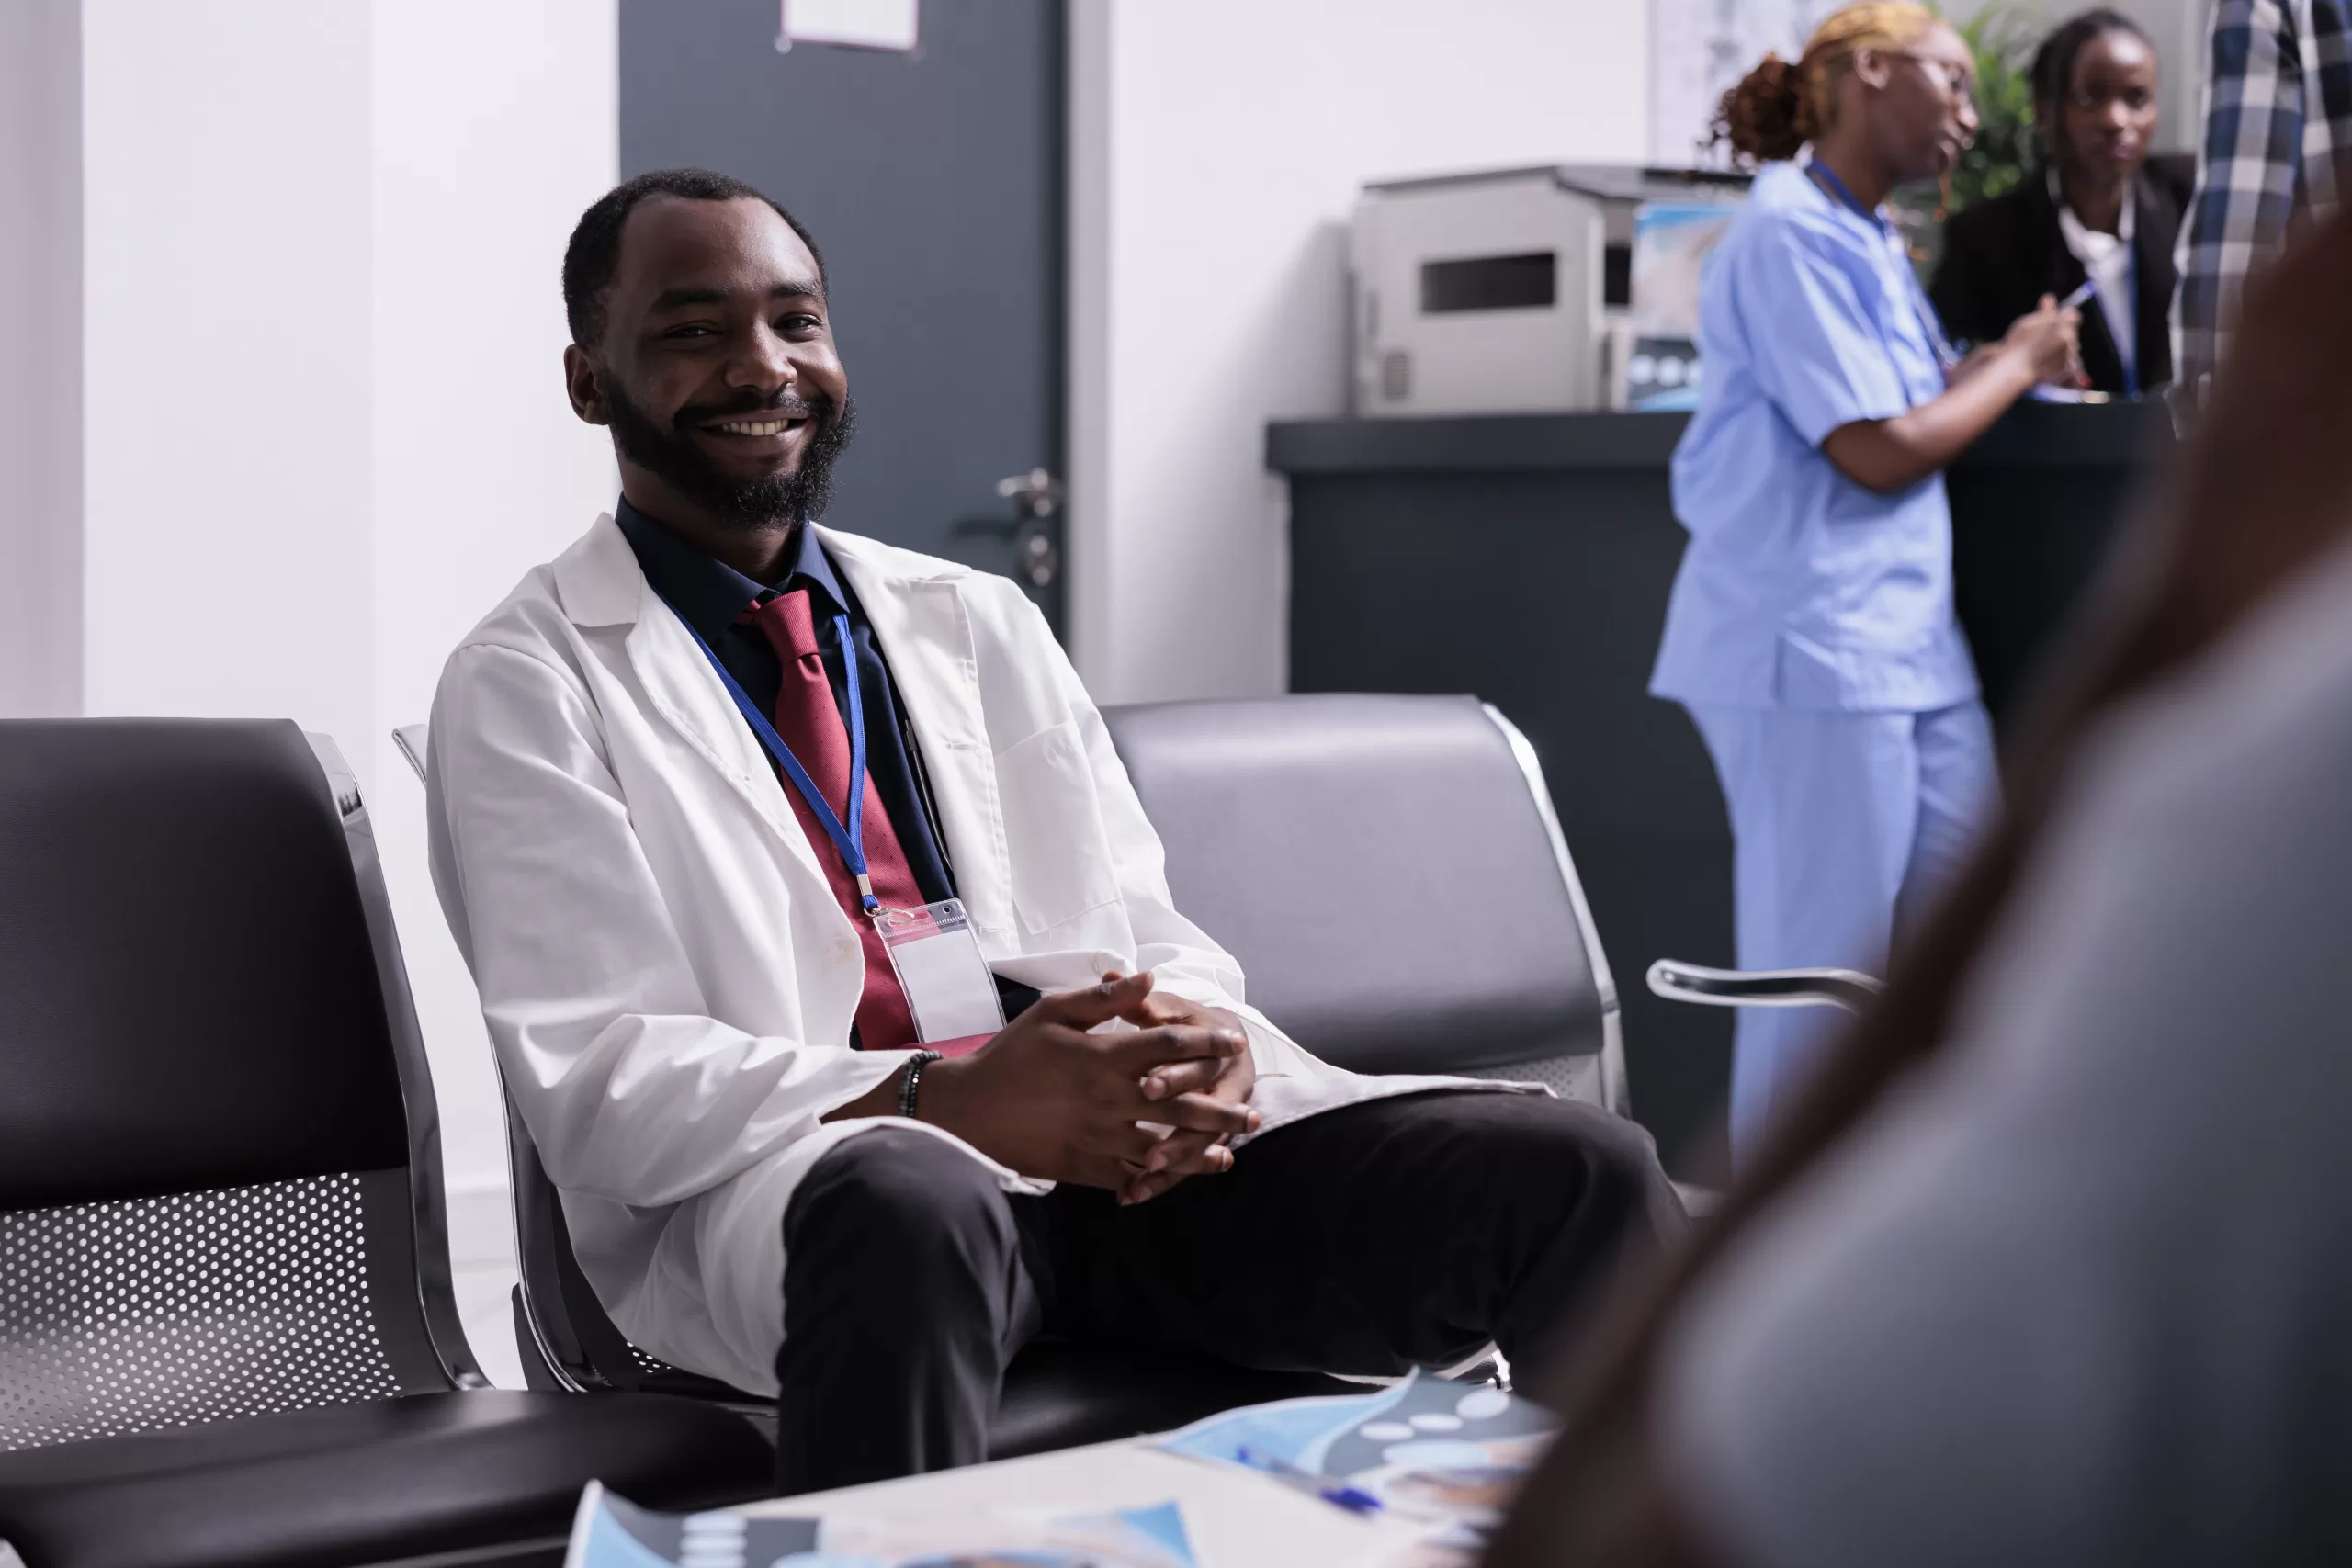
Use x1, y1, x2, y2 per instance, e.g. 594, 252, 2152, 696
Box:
1645, 958, 1882, 1014
391, 723, 428, 784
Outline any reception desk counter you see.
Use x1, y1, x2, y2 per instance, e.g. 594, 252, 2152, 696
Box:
1270, 402, 2171, 1173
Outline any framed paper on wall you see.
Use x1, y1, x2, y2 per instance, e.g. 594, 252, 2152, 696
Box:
1649, 0, 1840, 167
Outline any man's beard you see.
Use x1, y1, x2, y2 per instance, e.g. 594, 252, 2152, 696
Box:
605, 379, 857, 528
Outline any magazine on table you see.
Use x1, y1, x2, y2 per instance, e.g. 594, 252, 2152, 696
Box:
562, 1480, 1200, 1568
1157, 1372, 1558, 1564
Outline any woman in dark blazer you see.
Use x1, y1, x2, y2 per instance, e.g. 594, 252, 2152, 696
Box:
1932, 9, 2185, 395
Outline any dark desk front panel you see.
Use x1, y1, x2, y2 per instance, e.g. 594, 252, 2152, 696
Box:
1944, 404, 2170, 726
1275, 405, 2166, 1178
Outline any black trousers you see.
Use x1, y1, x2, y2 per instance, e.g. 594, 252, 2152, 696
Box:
772, 1090, 1684, 1495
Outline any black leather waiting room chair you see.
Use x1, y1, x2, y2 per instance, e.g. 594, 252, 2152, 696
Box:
1102, 693, 1883, 1220
389, 690, 1862, 1449
1101, 694, 1632, 1108
0, 721, 773, 1568
1113, 695, 1888, 1063
387, 694, 1668, 1448
386, 725, 1366, 1473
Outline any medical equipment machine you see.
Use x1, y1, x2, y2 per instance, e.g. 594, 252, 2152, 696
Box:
1351, 164, 1747, 417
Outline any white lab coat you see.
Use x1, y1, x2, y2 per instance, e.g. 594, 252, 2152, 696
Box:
426, 513, 1523, 1394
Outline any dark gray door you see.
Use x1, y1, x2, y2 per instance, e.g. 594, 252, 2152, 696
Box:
621, 0, 1066, 632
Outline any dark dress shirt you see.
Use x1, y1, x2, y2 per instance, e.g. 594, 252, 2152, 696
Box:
1929, 167, 2187, 395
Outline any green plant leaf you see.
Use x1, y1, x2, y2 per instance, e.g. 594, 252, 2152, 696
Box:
1946, 2, 2042, 212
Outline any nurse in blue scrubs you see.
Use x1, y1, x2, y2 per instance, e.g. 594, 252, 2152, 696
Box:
1653, 1, 2085, 1165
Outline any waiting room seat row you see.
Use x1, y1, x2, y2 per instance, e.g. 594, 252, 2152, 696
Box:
2, 700, 1845, 1567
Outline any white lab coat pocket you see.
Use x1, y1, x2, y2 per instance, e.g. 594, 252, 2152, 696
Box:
993, 719, 1122, 934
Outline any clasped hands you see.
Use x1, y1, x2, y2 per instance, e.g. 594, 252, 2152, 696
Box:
914, 968, 1259, 1205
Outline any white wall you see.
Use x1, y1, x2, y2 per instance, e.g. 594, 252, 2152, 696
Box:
368, 0, 621, 1330
80, 1, 379, 748
62, 0, 617, 1380
1067, 1, 1651, 703
0, 0, 84, 718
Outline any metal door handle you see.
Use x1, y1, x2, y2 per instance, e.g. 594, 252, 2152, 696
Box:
995, 468, 1063, 518
1015, 528, 1058, 588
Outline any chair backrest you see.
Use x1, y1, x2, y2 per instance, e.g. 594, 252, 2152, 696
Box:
0, 720, 479, 1452
1101, 694, 1624, 1111
392, 722, 429, 782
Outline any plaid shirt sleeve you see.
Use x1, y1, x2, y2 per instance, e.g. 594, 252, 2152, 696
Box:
2172, 0, 2307, 394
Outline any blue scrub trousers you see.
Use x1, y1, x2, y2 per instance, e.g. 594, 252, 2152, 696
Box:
1688, 700, 1998, 1167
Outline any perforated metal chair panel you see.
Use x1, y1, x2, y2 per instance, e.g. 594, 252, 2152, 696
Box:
0, 1175, 400, 1451
1101, 694, 1616, 1089
1455, 1053, 1605, 1102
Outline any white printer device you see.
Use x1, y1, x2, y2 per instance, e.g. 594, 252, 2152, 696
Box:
1350, 163, 1748, 417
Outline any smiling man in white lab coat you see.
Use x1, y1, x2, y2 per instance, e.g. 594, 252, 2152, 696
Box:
426, 168, 1683, 1495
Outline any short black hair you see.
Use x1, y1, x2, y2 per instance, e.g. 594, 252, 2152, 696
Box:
561, 168, 828, 348
2030, 8, 2154, 165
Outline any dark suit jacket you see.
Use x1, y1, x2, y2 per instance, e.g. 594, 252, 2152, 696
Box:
1928, 169, 2185, 395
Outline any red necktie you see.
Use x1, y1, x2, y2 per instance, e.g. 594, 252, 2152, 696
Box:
738, 589, 925, 1052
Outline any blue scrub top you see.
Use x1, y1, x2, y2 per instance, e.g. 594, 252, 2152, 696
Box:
1650, 161, 1980, 713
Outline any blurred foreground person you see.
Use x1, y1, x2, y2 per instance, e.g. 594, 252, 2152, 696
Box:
1932, 8, 2183, 396
1653, 1, 2081, 1166
1488, 198, 2352, 1566
2171, 0, 2349, 397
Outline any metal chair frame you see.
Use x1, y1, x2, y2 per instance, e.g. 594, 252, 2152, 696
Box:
1645, 958, 1883, 1014
305, 732, 493, 1396
1478, 703, 1629, 1114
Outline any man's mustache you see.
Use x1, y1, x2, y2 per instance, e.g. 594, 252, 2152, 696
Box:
673, 389, 836, 431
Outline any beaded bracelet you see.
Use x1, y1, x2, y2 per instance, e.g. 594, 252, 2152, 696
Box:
899, 1050, 944, 1120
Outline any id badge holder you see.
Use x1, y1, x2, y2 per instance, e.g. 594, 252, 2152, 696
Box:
873, 898, 1005, 1044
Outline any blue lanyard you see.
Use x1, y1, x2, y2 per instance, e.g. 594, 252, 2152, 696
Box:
2121, 246, 2139, 397
1805, 158, 1882, 229
1804, 158, 1958, 382
666, 599, 880, 914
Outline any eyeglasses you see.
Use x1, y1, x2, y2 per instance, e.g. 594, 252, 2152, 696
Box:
1893, 52, 1978, 110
